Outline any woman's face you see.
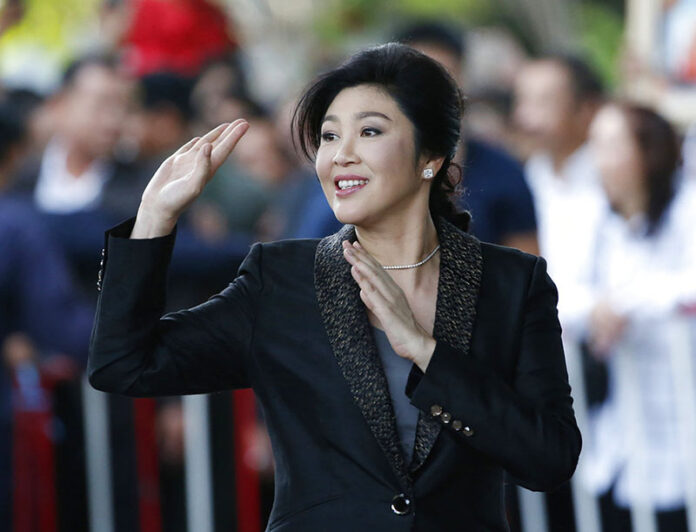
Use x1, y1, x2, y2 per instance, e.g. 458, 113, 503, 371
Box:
315, 84, 432, 227
588, 104, 644, 214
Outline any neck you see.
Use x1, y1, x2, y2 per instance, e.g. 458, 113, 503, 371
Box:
616, 191, 648, 222
354, 210, 440, 288
64, 143, 96, 177
550, 136, 585, 176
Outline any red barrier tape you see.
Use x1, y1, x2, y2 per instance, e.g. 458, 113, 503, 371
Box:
232, 389, 261, 532
133, 398, 162, 532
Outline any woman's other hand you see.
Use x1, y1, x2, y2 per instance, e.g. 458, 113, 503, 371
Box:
342, 240, 436, 371
132, 119, 249, 238
588, 300, 627, 359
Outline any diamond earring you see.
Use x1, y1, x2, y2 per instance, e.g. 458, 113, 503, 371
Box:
423, 168, 434, 179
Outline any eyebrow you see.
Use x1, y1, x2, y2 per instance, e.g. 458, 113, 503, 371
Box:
322, 111, 392, 124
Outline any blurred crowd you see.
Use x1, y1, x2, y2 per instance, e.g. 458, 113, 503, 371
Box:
1, 1, 696, 531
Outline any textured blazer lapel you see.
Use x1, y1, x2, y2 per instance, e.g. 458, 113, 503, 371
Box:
409, 217, 483, 473
313, 216, 483, 486
314, 223, 412, 492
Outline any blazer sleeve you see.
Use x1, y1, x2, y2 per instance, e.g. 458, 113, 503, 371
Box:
406, 256, 581, 492
88, 217, 263, 397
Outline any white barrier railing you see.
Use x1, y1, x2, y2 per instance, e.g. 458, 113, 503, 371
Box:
75, 313, 696, 531
514, 313, 696, 532
564, 339, 602, 532
667, 317, 696, 531
78, 383, 217, 532
81, 376, 114, 532
183, 394, 215, 532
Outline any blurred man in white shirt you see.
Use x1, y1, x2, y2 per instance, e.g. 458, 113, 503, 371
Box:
513, 55, 607, 328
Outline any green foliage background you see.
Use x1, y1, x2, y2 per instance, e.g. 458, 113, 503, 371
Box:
314, 0, 624, 89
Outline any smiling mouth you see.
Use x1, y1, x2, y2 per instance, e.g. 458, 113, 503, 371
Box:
336, 178, 368, 191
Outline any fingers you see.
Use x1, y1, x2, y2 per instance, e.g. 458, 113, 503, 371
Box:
172, 119, 239, 157
342, 241, 399, 304
210, 120, 249, 169
353, 265, 386, 314
210, 119, 247, 148
343, 245, 400, 315
192, 121, 237, 151
173, 135, 200, 156
191, 143, 213, 187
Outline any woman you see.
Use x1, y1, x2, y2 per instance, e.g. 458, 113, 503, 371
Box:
574, 102, 696, 532
89, 43, 580, 531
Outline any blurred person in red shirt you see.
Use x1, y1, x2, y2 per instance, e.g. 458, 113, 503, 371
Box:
102, 0, 239, 77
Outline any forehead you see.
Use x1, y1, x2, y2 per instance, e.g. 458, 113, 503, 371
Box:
69, 65, 128, 95
517, 61, 570, 93
323, 84, 402, 119
591, 105, 630, 136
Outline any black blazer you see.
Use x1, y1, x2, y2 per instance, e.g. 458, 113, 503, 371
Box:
88, 215, 581, 532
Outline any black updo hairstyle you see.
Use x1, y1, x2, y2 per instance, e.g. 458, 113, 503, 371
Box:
292, 42, 470, 231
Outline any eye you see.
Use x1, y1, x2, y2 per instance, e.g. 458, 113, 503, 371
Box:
361, 127, 381, 137
320, 131, 337, 142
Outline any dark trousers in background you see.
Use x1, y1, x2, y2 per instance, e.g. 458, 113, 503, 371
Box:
599, 485, 689, 532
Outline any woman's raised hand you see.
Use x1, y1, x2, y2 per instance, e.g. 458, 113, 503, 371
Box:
131, 119, 249, 238
342, 240, 437, 372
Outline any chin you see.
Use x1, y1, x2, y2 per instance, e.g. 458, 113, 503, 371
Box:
332, 207, 373, 228
333, 211, 362, 227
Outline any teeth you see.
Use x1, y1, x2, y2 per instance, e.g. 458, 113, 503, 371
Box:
338, 179, 367, 190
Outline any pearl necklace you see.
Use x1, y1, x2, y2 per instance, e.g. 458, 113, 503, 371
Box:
381, 244, 441, 270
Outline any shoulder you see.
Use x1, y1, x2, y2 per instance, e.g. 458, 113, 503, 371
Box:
0, 195, 45, 234
480, 240, 538, 271
467, 138, 523, 170
479, 240, 547, 293
257, 237, 321, 259
476, 242, 558, 323
245, 237, 321, 282
465, 138, 525, 181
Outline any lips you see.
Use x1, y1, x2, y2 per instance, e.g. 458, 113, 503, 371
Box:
334, 174, 369, 197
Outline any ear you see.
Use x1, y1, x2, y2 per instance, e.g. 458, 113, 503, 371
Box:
418, 153, 446, 178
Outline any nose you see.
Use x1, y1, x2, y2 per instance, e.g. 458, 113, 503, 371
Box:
333, 136, 359, 166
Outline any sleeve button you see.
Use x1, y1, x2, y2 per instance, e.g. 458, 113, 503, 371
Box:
430, 404, 443, 417
462, 425, 474, 437
441, 412, 451, 423
452, 420, 463, 431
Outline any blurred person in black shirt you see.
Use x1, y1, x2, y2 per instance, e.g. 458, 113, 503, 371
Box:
0, 97, 94, 532
396, 21, 539, 254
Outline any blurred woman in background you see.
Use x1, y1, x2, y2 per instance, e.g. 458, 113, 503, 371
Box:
575, 102, 696, 532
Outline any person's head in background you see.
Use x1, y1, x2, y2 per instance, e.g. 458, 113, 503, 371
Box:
293, 42, 468, 232
1, 89, 45, 154
0, 102, 27, 192
233, 104, 293, 187
53, 56, 132, 167
393, 21, 465, 84
190, 55, 248, 133
394, 21, 521, 152
513, 54, 603, 166
128, 72, 193, 160
589, 102, 680, 235
393, 21, 469, 163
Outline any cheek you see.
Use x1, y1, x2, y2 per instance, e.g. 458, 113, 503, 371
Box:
600, 154, 639, 196
314, 147, 336, 192
368, 134, 414, 180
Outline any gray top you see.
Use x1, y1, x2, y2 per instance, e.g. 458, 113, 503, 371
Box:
371, 325, 420, 464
